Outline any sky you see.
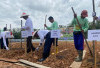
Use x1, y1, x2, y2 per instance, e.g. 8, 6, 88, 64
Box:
0, 0, 100, 30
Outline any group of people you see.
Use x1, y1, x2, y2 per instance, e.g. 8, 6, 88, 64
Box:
20, 13, 58, 62
1, 9, 99, 62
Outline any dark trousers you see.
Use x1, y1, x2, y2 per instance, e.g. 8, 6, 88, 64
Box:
27, 36, 35, 53
1, 38, 9, 49
43, 32, 58, 59
53, 38, 58, 46
73, 31, 84, 50
0, 39, 1, 49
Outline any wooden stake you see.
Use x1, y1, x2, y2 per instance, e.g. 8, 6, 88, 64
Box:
21, 20, 22, 48
95, 41, 97, 68
92, 0, 96, 68
93, 41, 96, 68
25, 38, 27, 56
44, 15, 47, 29
52, 38, 57, 55
9, 24, 12, 49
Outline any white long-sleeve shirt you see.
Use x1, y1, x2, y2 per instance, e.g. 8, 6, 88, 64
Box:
22, 18, 34, 37
98, 16, 100, 21
37, 30, 49, 44
0, 31, 9, 50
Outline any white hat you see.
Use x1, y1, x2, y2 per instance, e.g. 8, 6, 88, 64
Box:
32, 30, 39, 37
20, 12, 29, 18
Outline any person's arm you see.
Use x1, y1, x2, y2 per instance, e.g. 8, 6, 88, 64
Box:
21, 20, 32, 30
39, 35, 44, 45
83, 19, 89, 32
70, 18, 75, 26
37, 31, 44, 45
21, 26, 29, 30
46, 25, 53, 30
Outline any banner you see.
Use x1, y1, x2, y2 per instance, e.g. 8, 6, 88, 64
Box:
88, 30, 100, 41
21, 31, 28, 38
51, 30, 61, 38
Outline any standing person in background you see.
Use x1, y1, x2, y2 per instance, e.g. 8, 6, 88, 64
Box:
93, 16, 100, 21
1, 27, 9, 50
71, 10, 89, 62
45, 16, 59, 47
38, 16, 58, 62
20, 12, 35, 53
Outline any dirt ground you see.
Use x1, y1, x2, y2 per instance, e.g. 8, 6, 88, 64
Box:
81, 41, 100, 68
0, 41, 100, 68
0, 41, 78, 68
0, 61, 26, 68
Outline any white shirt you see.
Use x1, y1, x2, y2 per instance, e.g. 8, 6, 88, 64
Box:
98, 16, 100, 21
0, 31, 9, 50
22, 18, 34, 37
37, 30, 49, 43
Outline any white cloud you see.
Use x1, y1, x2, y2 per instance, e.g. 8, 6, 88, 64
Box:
0, 0, 100, 30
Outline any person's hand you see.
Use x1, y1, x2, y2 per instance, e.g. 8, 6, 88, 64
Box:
36, 47, 39, 51
44, 24, 47, 27
74, 13, 77, 18
21, 28, 24, 31
92, 12, 96, 17
40, 43, 42, 46
21, 28, 25, 31
81, 30, 84, 33
94, 16, 98, 20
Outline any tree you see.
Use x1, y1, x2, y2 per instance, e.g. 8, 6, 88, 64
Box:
12, 28, 21, 39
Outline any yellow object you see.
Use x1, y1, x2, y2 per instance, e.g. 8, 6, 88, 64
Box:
56, 47, 58, 54
52, 53, 55, 55
75, 25, 80, 30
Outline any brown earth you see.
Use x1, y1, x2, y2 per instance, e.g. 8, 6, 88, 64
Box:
0, 61, 26, 68
1, 41, 100, 68
0, 41, 77, 68
81, 41, 100, 68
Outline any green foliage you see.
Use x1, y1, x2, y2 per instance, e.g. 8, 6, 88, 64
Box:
12, 28, 21, 39
89, 21, 100, 30
12, 28, 39, 39
62, 34, 73, 37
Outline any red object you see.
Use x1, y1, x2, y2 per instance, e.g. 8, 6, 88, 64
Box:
81, 10, 88, 17
22, 12, 26, 15
10, 32, 12, 35
32, 32, 34, 35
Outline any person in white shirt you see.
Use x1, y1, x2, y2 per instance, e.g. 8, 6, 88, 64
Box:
0, 27, 9, 50
20, 12, 35, 53
92, 12, 100, 21
94, 16, 100, 21
33, 30, 49, 51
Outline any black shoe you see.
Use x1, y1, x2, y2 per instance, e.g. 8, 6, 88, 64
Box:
38, 58, 46, 62
27, 50, 31, 53
32, 48, 36, 52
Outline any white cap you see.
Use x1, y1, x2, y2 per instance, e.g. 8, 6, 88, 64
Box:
20, 12, 29, 18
